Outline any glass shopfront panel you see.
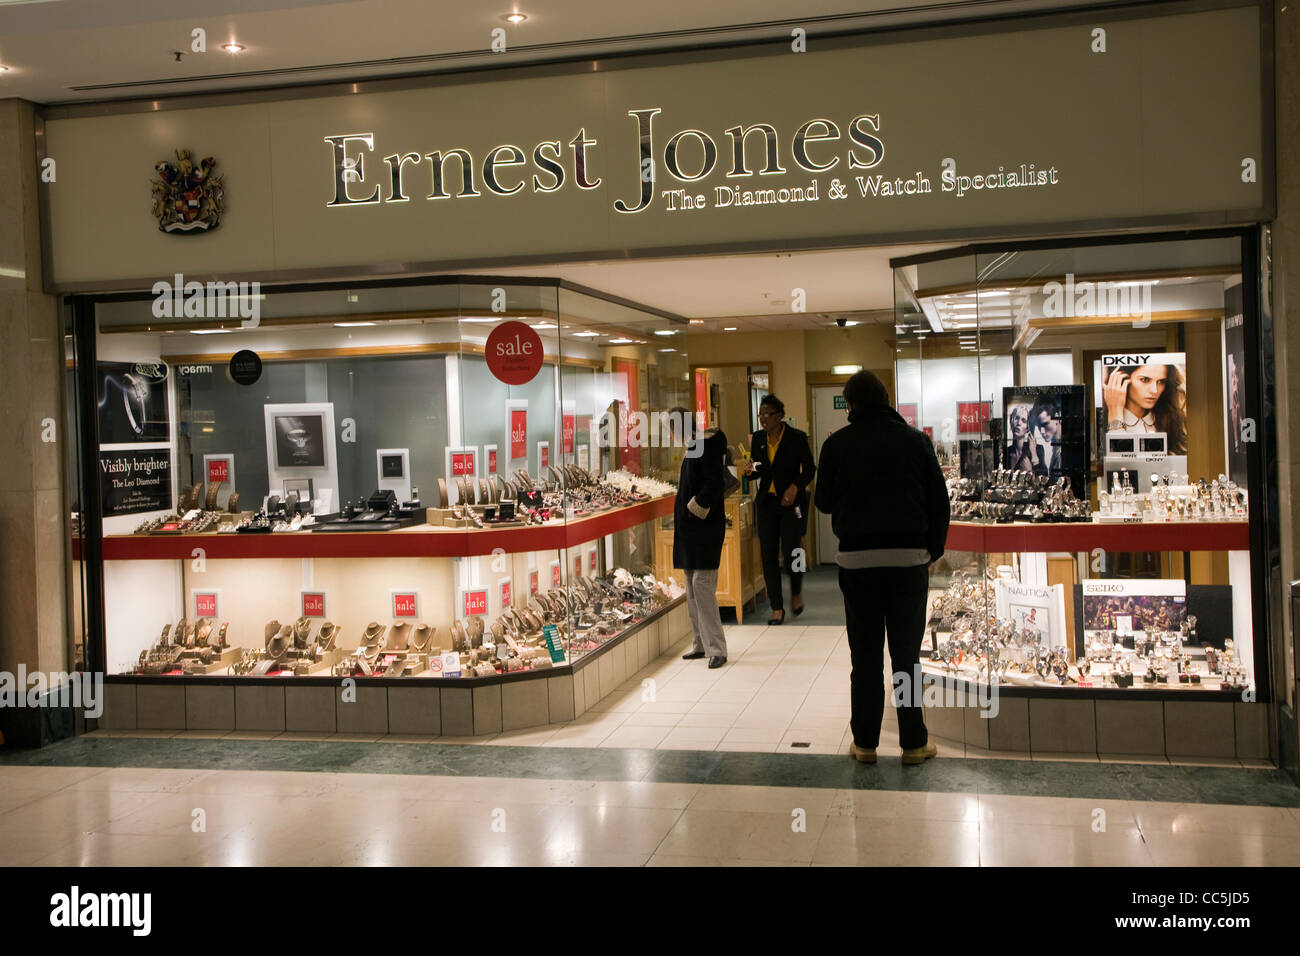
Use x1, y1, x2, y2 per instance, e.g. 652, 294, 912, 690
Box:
894, 235, 1258, 696
83, 279, 690, 681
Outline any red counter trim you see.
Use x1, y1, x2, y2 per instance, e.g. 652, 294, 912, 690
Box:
93, 495, 675, 561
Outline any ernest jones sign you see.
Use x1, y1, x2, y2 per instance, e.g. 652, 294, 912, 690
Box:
44, 6, 1266, 286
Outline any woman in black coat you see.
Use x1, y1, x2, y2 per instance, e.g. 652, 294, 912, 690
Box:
672, 410, 730, 668
743, 393, 816, 624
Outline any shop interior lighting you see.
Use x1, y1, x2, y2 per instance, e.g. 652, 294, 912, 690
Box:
222, 42, 246, 53
724, 326, 737, 331
334, 321, 377, 327
503, 12, 528, 22
189, 328, 234, 334
608, 337, 634, 344
530, 322, 556, 329
654, 330, 677, 336
831, 364, 863, 375
572, 331, 601, 337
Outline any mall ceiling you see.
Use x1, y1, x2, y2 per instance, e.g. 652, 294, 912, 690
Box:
1, 0, 1113, 104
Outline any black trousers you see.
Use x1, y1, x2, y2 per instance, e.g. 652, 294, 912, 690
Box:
837, 563, 930, 750
756, 498, 804, 613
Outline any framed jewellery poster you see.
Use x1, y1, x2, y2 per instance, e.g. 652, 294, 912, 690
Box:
97, 361, 171, 443
263, 403, 338, 513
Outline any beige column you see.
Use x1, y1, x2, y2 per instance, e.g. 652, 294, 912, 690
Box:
0, 98, 68, 680
1274, 2, 1300, 734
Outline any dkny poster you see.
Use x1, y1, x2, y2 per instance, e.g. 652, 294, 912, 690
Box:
100, 449, 172, 517
96, 362, 170, 443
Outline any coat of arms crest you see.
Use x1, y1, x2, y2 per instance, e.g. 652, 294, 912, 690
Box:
150, 149, 224, 233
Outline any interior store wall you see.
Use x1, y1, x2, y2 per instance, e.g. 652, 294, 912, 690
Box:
804, 325, 895, 372
686, 331, 808, 430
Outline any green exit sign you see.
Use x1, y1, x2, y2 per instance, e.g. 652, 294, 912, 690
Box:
833, 396, 847, 409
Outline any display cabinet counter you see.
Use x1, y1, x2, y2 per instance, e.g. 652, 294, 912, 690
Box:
945, 519, 1249, 554
91, 495, 676, 561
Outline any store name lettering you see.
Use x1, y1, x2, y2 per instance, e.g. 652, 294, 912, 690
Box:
1101, 354, 1153, 366
323, 109, 887, 214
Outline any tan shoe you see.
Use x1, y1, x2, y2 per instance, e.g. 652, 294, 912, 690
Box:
901, 741, 938, 765
849, 742, 877, 764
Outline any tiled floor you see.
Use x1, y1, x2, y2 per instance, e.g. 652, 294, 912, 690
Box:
2, 763, 1298, 866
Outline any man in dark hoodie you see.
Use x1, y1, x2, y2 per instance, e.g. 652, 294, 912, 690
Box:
814, 370, 950, 765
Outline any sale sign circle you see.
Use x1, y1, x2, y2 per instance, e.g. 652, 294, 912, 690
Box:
485, 321, 544, 385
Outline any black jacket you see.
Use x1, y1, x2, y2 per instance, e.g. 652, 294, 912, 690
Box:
673, 428, 729, 570
813, 406, 950, 560
749, 424, 816, 513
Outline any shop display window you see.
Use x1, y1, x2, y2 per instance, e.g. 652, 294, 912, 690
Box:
73, 279, 697, 681
893, 235, 1261, 697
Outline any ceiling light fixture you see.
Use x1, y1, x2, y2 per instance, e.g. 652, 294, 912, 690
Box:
190, 328, 233, 335
530, 322, 556, 329
0, 65, 9, 73
334, 321, 377, 327
659, 348, 676, 353
724, 327, 737, 331
608, 337, 633, 344
654, 330, 677, 336
222, 42, 245, 54
503, 12, 527, 22
572, 331, 600, 337
831, 364, 862, 375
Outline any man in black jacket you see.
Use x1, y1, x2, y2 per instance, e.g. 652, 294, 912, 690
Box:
814, 370, 950, 765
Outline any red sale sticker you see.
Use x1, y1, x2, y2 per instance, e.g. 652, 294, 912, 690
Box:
194, 593, 218, 618
393, 592, 418, 618
302, 592, 326, 618
510, 409, 527, 460
529, 570, 539, 595
464, 589, 488, 616
485, 321, 544, 385
207, 459, 229, 484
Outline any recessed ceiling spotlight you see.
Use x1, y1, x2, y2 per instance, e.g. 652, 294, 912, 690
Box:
222, 42, 245, 54
724, 327, 737, 331
502, 12, 527, 22
654, 330, 677, 336
658, 348, 676, 353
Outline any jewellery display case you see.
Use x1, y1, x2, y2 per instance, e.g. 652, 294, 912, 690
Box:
892, 233, 1272, 758
70, 279, 704, 734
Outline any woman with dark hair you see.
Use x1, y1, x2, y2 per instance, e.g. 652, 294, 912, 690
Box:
671, 407, 730, 668
743, 393, 816, 624
1103, 363, 1188, 455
